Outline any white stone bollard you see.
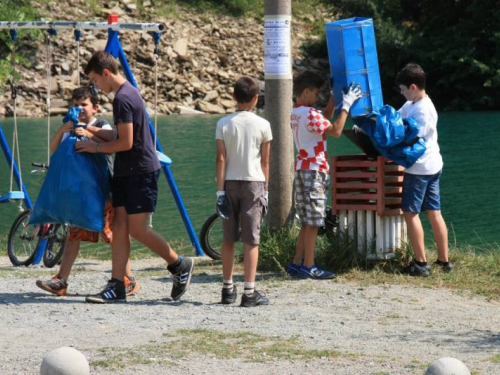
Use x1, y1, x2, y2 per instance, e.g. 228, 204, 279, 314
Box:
425, 357, 471, 375
40, 347, 90, 375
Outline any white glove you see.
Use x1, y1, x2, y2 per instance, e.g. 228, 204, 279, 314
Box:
342, 83, 363, 112
216, 191, 225, 198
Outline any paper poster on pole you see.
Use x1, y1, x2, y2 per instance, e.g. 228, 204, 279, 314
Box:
264, 15, 292, 79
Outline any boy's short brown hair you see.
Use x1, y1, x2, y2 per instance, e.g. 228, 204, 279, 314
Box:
84, 51, 119, 75
396, 63, 426, 90
233, 76, 259, 103
72, 87, 99, 106
293, 71, 324, 97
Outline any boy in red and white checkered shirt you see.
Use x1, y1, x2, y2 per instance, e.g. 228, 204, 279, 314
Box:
289, 71, 361, 279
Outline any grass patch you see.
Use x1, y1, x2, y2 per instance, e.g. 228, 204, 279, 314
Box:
258, 224, 500, 300
488, 354, 500, 363
92, 328, 356, 370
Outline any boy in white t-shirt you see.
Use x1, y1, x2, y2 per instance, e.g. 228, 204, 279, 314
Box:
288, 71, 361, 279
397, 63, 452, 277
215, 76, 272, 307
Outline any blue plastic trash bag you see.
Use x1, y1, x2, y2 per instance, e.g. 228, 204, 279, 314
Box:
29, 136, 110, 232
62, 106, 83, 124
354, 104, 426, 168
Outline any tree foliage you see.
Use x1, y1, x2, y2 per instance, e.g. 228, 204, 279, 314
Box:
0, 0, 42, 89
319, 0, 500, 110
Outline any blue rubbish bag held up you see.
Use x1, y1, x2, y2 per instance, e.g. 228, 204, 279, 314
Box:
29, 134, 110, 232
354, 105, 426, 168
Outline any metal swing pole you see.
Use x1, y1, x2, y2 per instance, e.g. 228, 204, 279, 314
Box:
0, 29, 33, 208
103, 15, 204, 256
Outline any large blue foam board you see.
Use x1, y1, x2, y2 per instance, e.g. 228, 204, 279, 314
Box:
325, 17, 384, 118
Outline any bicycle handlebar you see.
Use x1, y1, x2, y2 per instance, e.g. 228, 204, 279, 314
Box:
32, 162, 49, 170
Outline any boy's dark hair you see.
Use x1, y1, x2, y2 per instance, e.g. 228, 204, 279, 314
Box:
84, 51, 119, 75
396, 63, 426, 90
233, 76, 259, 103
72, 87, 99, 106
293, 71, 324, 97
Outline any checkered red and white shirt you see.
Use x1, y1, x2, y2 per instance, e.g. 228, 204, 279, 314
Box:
291, 105, 331, 173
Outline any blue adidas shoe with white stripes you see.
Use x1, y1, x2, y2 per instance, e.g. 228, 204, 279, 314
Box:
299, 265, 336, 280
168, 256, 194, 301
85, 279, 127, 304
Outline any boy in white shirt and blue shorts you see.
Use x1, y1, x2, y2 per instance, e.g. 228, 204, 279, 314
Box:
397, 63, 452, 277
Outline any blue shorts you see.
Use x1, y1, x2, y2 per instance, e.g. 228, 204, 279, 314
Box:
112, 170, 160, 214
402, 170, 442, 214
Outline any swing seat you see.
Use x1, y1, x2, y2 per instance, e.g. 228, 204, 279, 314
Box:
0, 191, 25, 203
156, 151, 172, 166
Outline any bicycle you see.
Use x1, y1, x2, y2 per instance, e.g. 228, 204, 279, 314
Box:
199, 206, 339, 260
7, 163, 69, 268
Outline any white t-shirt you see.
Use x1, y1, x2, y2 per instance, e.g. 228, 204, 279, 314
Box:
398, 96, 443, 175
290, 105, 330, 173
215, 111, 273, 181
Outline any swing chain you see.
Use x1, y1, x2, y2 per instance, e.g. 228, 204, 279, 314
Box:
9, 29, 18, 100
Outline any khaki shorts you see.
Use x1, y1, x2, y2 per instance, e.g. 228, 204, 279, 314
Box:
68, 201, 114, 244
294, 170, 329, 227
222, 180, 266, 245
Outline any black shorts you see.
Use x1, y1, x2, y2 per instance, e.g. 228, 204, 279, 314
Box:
112, 170, 160, 214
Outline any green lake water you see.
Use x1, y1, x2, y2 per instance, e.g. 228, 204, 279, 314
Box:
0, 112, 499, 255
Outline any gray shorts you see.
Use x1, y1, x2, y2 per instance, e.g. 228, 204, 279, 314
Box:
294, 170, 329, 227
223, 180, 266, 245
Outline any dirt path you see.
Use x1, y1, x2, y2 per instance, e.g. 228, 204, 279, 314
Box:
0, 256, 499, 374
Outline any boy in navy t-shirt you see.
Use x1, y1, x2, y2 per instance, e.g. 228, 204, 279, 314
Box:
76, 51, 194, 303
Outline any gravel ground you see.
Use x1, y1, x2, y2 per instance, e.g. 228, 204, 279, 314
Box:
0, 255, 499, 375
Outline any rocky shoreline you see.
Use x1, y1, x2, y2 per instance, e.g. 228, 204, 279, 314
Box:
0, 0, 331, 118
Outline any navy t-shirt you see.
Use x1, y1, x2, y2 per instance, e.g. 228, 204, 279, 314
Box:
112, 81, 160, 176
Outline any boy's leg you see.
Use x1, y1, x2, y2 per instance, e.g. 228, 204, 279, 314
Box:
302, 225, 319, 268
127, 212, 179, 264
35, 239, 80, 296
293, 226, 305, 265
58, 239, 81, 280
426, 210, 449, 262
222, 241, 236, 281
403, 212, 426, 262
110, 206, 131, 281
243, 243, 258, 284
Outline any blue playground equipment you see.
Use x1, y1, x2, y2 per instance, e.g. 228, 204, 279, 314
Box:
0, 16, 204, 264
325, 17, 384, 118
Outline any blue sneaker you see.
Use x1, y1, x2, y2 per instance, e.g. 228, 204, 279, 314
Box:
299, 265, 336, 280
286, 263, 301, 278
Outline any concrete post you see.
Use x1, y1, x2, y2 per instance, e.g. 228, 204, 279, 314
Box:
264, 0, 294, 230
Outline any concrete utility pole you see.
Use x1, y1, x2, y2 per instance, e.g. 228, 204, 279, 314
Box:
264, 0, 294, 230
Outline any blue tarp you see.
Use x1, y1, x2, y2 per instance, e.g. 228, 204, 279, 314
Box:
29, 136, 110, 232
354, 105, 426, 168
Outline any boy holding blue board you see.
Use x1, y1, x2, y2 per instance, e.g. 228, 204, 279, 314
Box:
77, 51, 193, 303
396, 63, 452, 276
288, 71, 361, 279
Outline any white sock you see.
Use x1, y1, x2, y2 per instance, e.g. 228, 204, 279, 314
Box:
223, 279, 233, 290
244, 281, 255, 296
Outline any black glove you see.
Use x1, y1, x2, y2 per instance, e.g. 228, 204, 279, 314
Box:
216, 191, 232, 220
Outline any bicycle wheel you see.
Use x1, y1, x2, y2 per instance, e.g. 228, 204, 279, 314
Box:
43, 223, 68, 268
199, 213, 223, 260
7, 210, 39, 267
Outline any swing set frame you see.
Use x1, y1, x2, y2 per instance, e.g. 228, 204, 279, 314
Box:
0, 15, 204, 263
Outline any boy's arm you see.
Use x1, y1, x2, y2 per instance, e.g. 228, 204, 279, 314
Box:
260, 141, 271, 190
322, 94, 335, 120
324, 85, 362, 138
324, 110, 349, 138
74, 122, 133, 154
50, 122, 74, 153
216, 139, 226, 191
81, 125, 115, 142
